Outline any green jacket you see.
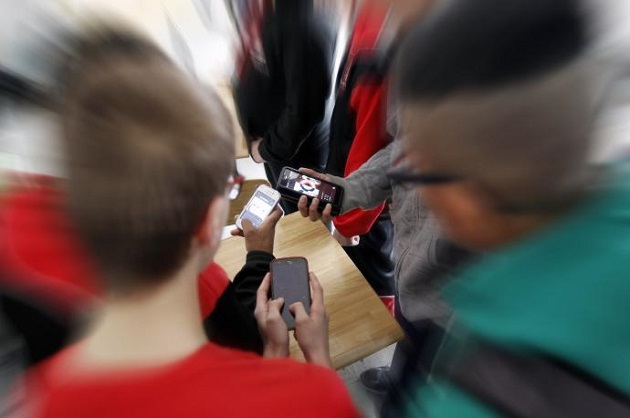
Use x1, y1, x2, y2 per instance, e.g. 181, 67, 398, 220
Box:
407, 164, 630, 417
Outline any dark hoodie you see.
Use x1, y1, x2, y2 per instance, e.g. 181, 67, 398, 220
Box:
233, 0, 335, 194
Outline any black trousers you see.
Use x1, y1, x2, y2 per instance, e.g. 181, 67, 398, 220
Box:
342, 213, 395, 297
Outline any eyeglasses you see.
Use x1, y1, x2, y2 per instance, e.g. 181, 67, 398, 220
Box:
386, 167, 462, 186
387, 151, 462, 186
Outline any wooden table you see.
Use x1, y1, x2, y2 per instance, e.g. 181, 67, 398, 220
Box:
215, 212, 404, 369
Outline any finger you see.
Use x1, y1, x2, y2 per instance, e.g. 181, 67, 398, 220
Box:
289, 302, 309, 323
230, 228, 244, 237
258, 207, 282, 231
298, 195, 309, 217
256, 274, 271, 313
309, 272, 325, 312
267, 207, 283, 224
322, 203, 333, 223
308, 198, 320, 221
298, 167, 323, 180
241, 218, 255, 234
267, 298, 286, 325
268, 297, 285, 315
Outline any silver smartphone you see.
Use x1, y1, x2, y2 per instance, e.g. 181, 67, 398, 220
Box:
235, 184, 281, 229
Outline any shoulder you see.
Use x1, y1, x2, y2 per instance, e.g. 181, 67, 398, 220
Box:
11, 347, 78, 416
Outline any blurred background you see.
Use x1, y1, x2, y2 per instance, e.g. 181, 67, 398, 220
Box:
2, 0, 630, 183
0, 0, 355, 181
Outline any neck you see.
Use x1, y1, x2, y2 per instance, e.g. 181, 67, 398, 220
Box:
80, 257, 208, 369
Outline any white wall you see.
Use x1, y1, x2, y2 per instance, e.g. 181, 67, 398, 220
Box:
3, 0, 630, 177
70, 0, 238, 82
0, 0, 239, 176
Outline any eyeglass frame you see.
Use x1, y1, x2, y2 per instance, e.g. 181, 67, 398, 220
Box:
386, 166, 462, 186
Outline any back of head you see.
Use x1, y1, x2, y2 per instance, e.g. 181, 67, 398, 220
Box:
396, 0, 606, 212
62, 28, 234, 292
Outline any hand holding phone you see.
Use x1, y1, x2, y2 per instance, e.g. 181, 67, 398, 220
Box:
255, 274, 290, 359
231, 206, 282, 253
276, 167, 343, 216
290, 272, 331, 368
270, 257, 311, 330
266, 260, 332, 368
235, 185, 281, 230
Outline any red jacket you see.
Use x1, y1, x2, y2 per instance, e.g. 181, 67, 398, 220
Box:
327, 4, 391, 237
0, 176, 228, 319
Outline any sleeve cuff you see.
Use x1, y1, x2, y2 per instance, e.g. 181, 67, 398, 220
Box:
245, 251, 275, 265
328, 175, 354, 214
258, 138, 273, 163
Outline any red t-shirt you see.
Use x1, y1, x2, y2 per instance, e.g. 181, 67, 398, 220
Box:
20, 343, 360, 418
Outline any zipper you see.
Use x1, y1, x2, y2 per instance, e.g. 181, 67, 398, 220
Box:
393, 244, 411, 296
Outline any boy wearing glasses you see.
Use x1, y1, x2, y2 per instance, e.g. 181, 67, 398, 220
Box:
392, 0, 630, 416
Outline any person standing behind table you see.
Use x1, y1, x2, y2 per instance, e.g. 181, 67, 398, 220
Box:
298, 0, 472, 398
325, 0, 396, 315
231, 0, 335, 213
393, 0, 630, 416
12, 28, 359, 418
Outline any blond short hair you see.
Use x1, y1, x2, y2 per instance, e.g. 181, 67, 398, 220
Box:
62, 29, 234, 290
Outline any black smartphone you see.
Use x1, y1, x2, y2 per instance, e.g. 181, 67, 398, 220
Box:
270, 257, 311, 330
276, 167, 344, 216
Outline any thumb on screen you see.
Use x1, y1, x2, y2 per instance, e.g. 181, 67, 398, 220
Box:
268, 206, 283, 222
298, 167, 321, 179
241, 218, 255, 233
289, 302, 308, 321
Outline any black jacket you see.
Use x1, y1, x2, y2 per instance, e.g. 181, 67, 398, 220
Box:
234, 0, 334, 165
203, 251, 274, 354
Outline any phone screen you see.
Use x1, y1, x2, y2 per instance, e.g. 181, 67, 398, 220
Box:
271, 258, 310, 329
278, 169, 337, 203
241, 189, 277, 228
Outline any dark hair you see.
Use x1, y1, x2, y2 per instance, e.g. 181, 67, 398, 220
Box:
396, 0, 589, 100
62, 28, 234, 291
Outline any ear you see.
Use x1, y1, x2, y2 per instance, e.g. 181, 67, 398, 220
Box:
195, 196, 229, 250
433, 182, 480, 218
444, 181, 499, 224
431, 181, 502, 251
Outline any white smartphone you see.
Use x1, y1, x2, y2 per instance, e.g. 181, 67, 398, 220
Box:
235, 184, 281, 230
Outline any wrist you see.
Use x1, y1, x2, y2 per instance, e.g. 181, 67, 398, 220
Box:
251, 138, 265, 163
246, 242, 273, 254
303, 348, 332, 369
263, 342, 289, 359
